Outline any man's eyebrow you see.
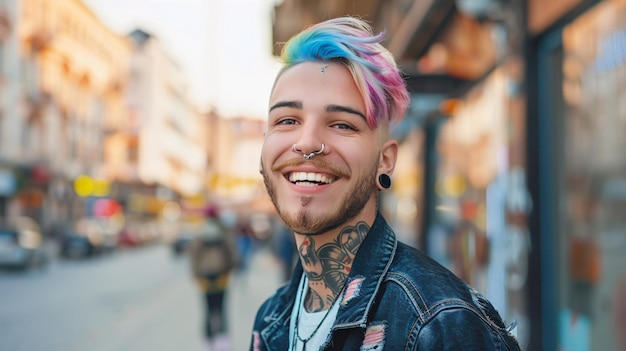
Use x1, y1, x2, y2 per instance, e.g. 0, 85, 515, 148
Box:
326, 104, 366, 120
269, 100, 302, 112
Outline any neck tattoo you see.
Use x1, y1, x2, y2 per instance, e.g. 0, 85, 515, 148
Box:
292, 221, 370, 350
298, 221, 370, 310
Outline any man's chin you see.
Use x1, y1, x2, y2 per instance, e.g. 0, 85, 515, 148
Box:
278, 208, 341, 236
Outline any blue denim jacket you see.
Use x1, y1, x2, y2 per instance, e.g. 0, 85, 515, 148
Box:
250, 214, 520, 350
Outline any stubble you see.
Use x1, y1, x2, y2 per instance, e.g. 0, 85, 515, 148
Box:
261, 157, 378, 235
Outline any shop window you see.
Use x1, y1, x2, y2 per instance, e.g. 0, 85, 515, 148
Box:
555, 1, 626, 350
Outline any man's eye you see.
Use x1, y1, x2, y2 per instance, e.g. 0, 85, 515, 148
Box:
277, 118, 298, 125
332, 123, 356, 130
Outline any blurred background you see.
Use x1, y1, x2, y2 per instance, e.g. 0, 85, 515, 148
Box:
0, 0, 625, 350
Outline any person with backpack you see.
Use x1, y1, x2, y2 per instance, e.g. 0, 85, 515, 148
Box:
188, 205, 239, 351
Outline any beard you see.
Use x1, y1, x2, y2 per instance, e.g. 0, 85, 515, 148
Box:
262, 158, 378, 235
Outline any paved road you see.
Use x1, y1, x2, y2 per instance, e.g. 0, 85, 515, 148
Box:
0, 243, 284, 351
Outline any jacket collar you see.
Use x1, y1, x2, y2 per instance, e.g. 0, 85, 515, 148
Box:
332, 212, 397, 328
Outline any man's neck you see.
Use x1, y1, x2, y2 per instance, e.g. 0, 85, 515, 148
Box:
295, 219, 372, 312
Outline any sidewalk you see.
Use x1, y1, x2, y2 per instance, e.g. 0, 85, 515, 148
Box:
227, 246, 286, 350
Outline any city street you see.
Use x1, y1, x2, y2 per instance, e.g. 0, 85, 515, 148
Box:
0, 243, 284, 351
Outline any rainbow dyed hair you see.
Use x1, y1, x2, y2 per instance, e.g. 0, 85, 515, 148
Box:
276, 16, 410, 129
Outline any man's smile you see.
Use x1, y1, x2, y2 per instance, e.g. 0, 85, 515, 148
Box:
287, 172, 336, 186
271, 157, 351, 188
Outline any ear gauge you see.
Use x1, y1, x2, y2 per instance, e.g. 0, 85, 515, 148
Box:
378, 174, 391, 190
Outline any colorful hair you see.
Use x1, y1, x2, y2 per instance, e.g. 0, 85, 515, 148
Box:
277, 16, 410, 129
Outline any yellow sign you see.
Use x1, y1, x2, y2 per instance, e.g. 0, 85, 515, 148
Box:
73, 175, 110, 197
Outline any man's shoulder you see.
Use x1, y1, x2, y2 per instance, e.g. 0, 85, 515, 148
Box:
384, 242, 479, 309
388, 241, 458, 278
381, 242, 512, 329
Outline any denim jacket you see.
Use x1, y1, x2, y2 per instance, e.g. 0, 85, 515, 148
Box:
250, 214, 521, 351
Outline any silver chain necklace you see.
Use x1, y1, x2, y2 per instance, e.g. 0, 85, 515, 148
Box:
292, 276, 344, 351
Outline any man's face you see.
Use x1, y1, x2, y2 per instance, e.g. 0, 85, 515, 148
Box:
261, 61, 385, 235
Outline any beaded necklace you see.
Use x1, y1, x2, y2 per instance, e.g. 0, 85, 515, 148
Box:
292, 276, 344, 351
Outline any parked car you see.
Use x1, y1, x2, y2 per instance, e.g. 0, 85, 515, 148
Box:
117, 220, 163, 248
60, 218, 116, 258
117, 222, 143, 248
0, 216, 48, 269
60, 232, 97, 259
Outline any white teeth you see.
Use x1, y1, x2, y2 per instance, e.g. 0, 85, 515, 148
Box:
288, 172, 333, 184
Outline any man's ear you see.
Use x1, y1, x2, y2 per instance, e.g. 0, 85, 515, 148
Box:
378, 139, 398, 176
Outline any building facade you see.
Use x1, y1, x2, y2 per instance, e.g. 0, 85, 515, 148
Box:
205, 114, 270, 212
0, 0, 20, 217
0, 0, 131, 232
0, 0, 210, 236
123, 29, 207, 216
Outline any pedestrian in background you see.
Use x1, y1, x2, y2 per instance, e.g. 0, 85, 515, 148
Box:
233, 215, 257, 272
188, 205, 239, 351
272, 222, 297, 282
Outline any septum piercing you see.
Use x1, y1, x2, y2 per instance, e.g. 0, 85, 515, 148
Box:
292, 144, 325, 160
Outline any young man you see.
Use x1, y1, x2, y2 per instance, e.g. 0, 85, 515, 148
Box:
252, 16, 520, 351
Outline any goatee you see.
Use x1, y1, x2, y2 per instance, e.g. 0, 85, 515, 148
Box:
261, 158, 378, 235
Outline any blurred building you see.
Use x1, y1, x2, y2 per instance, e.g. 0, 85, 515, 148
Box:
205, 114, 272, 214
121, 29, 207, 218
0, 0, 19, 217
0, 0, 130, 231
0, 0, 210, 236
272, 0, 626, 350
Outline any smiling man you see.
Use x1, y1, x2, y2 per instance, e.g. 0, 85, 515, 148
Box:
251, 17, 520, 351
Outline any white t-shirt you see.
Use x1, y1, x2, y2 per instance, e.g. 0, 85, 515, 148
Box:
289, 274, 341, 351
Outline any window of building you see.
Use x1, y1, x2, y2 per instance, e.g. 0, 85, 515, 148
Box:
554, 2, 626, 350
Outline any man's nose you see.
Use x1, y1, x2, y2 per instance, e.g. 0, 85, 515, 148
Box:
293, 124, 327, 156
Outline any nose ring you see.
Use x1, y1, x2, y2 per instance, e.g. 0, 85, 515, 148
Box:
292, 144, 325, 160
